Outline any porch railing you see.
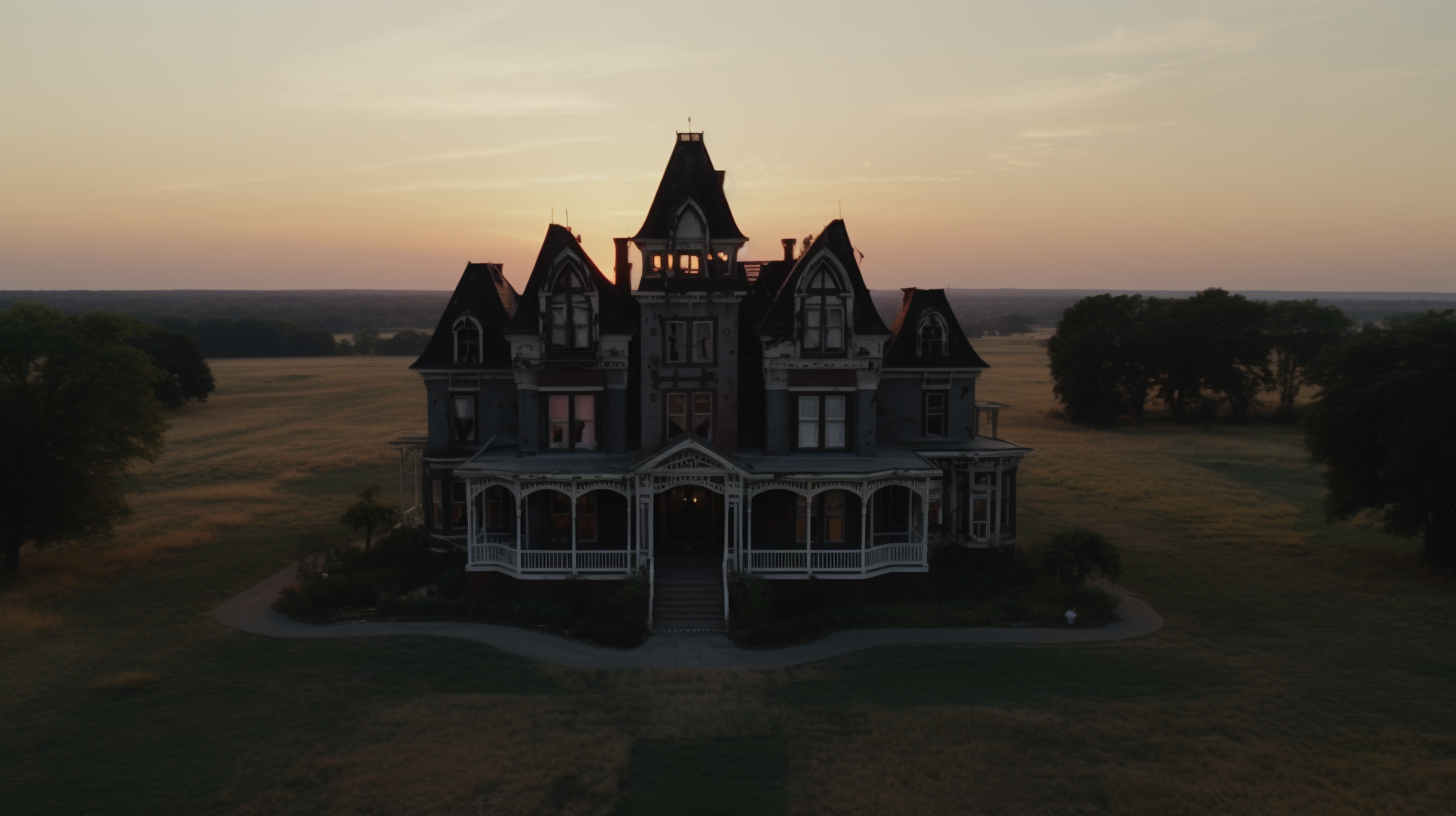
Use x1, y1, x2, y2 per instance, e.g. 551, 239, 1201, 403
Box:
468, 534, 633, 574
747, 542, 925, 573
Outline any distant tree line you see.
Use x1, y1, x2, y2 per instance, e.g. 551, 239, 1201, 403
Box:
150, 316, 430, 358
1047, 289, 1353, 426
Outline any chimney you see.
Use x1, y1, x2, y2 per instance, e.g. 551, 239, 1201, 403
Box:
715, 170, 726, 187
781, 238, 796, 262
613, 238, 633, 298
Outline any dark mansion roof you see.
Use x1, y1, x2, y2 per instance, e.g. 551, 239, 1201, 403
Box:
753, 220, 892, 339
883, 288, 990, 369
410, 262, 517, 370
632, 133, 746, 243
506, 224, 638, 337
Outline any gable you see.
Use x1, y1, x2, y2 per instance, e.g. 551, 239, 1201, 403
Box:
410, 262, 517, 370
753, 219, 891, 339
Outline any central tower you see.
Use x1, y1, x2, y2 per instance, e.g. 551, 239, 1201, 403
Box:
625, 132, 749, 452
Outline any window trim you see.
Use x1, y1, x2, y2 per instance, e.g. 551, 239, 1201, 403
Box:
544, 392, 598, 451
800, 264, 849, 356
452, 315, 483, 364
917, 312, 948, 357
449, 392, 477, 443
793, 392, 852, 451
923, 390, 948, 438
545, 264, 594, 352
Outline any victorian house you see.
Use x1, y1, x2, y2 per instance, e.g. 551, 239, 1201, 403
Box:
397, 133, 1029, 630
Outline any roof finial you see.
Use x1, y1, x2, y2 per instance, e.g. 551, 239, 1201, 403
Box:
688, 116, 692, 131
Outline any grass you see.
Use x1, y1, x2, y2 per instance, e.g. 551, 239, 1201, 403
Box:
3, 346, 1456, 814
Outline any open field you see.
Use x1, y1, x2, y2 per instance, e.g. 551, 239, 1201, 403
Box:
3, 341, 1455, 815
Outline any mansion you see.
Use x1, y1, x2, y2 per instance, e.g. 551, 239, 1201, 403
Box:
396, 134, 1029, 630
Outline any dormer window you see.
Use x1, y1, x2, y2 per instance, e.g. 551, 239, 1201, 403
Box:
453, 316, 482, 364
918, 313, 948, 357
547, 265, 592, 350
801, 264, 846, 353
677, 254, 700, 274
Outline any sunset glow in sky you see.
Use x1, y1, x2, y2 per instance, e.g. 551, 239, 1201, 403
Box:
2, 1, 1452, 292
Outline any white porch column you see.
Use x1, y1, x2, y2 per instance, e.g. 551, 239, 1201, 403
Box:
466, 478, 477, 559
516, 483, 524, 567
570, 482, 578, 575
805, 488, 814, 575
922, 476, 931, 566
745, 490, 753, 573
859, 485, 868, 575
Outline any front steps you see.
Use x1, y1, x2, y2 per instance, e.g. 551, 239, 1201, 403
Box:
653, 573, 725, 632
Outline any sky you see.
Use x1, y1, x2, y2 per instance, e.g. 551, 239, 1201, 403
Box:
1, 0, 1452, 293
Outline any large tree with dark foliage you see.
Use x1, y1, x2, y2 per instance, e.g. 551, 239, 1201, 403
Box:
1266, 299, 1352, 418
0, 304, 167, 573
1046, 294, 1156, 426
1305, 311, 1456, 567
1152, 289, 1270, 420
120, 316, 216, 409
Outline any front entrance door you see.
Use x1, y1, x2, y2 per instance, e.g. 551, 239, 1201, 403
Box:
655, 486, 721, 558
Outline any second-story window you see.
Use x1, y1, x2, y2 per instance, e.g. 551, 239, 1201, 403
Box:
796, 394, 849, 450
454, 316, 481, 363
666, 391, 713, 440
450, 393, 477, 442
665, 320, 714, 364
546, 394, 596, 450
923, 391, 947, 437
548, 267, 592, 351
677, 254, 700, 274
801, 265, 846, 353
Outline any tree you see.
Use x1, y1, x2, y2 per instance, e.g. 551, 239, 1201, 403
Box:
0, 304, 168, 573
1305, 311, 1456, 567
1152, 289, 1270, 421
995, 313, 1033, 336
1038, 528, 1122, 590
120, 317, 216, 409
1266, 299, 1352, 419
339, 486, 400, 550
1046, 294, 1155, 426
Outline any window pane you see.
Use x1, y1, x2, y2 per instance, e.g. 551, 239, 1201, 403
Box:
825, 419, 846, 449
574, 394, 595, 420
575, 419, 596, 449
826, 306, 843, 326
549, 422, 568, 448
549, 395, 569, 421
571, 297, 591, 348
825, 396, 845, 420
667, 321, 685, 363
692, 321, 713, 362
667, 392, 687, 438
692, 392, 712, 438
550, 303, 567, 347
798, 421, 819, 448
452, 395, 476, 442
798, 396, 819, 419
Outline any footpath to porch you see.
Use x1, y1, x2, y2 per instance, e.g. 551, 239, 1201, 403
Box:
212, 564, 1164, 670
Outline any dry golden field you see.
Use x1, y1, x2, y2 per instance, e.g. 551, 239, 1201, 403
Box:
3, 342, 1455, 816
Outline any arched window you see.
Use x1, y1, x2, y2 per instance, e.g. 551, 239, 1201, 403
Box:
547, 265, 593, 350
918, 312, 947, 357
801, 264, 846, 353
453, 316, 482, 363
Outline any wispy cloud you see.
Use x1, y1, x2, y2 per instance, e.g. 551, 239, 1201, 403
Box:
372, 174, 611, 193
1061, 18, 1260, 57
276, 9, 713, 119
1019, 122, 1171, 139
909, 72, 1154, 116
351, 136, 608, 171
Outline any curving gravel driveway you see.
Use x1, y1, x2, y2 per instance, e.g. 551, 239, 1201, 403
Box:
212, 564, 1164, 669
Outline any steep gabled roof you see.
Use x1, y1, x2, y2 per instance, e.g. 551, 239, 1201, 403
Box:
632, 134, 746, 243
410, 262, 517, 370
753, 220, 891, 338
883, 288, 990, 369
505, 224, 637, 337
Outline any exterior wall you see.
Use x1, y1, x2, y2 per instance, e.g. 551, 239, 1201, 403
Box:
424, 378, 451, 451
635, 293, 743, 452
763, 387, 789, 455
876, 373, 980, 444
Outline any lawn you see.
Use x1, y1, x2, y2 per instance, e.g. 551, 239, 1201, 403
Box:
3, 343, 1455, 815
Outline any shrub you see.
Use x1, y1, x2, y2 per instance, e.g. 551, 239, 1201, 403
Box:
1037, 528, 1122, 590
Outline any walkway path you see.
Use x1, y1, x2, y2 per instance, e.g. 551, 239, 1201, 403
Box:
212, 564, 1164, 669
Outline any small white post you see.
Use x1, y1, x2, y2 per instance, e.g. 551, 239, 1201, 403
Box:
570, 483, 578, 575
859, 485, 868, 574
